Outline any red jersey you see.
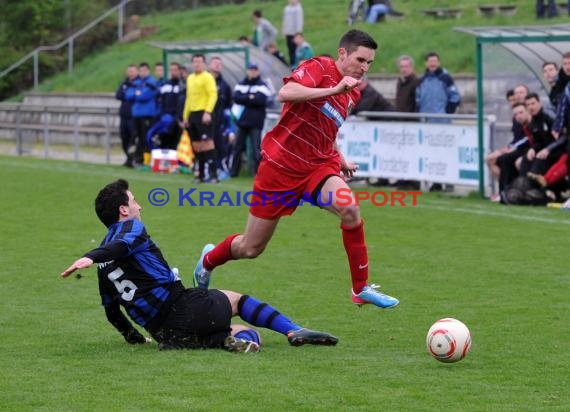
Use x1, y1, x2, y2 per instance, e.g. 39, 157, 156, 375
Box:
261, 56, 361, 176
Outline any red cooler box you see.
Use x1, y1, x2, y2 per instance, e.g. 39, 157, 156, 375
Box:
151, 149, 179, 173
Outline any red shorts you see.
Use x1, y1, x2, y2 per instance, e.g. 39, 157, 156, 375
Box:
250, 159, 340, 219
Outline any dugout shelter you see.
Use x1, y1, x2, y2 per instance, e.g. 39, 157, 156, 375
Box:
148, 40, 290, 94
455, 23, 570, 195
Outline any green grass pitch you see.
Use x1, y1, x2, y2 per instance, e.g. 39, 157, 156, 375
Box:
0, 155, 568, 411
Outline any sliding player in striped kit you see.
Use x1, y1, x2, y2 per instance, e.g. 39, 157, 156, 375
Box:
61, 179, 337, 351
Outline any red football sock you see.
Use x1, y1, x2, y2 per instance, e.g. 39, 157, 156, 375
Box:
544, 153, 568, 186
203, 234, 239, 271
341, 220, 368, 294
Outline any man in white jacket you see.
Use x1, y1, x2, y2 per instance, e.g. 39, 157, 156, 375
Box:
252, 10, 278, 52
282, 0, 304, 66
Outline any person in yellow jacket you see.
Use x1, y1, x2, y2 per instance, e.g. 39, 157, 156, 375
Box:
183, 54, 219, 183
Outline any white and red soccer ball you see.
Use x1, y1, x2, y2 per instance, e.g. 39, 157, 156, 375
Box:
426, 318, 472, 363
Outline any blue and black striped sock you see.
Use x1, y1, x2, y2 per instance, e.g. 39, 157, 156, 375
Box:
238, 295, 301, 335
234, 329, 261, 344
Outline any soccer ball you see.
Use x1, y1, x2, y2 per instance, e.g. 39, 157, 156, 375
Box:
426, 318, 472, 363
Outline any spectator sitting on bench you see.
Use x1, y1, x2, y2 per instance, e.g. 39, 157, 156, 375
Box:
366, 0, 404, 23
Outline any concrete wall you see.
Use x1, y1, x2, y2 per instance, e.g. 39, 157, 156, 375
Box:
0, 72, 534, 150
0, 101, 120, 146
22, 92, 121, 109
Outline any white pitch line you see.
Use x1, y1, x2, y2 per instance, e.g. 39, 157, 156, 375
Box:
0, 156, 253, 189
3, 157, 570, 224
420, 203, 570, 225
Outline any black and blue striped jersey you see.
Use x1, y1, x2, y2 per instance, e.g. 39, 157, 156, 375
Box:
84, 219, 184, 331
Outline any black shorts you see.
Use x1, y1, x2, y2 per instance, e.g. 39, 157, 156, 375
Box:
151, 288, 232, 349
188, 111, 214, 142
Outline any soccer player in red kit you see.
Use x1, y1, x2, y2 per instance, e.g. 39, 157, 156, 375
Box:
194, 29, 399, 309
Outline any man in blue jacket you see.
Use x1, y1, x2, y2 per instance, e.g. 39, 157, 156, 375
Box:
230, 63, 272, 177
126, 62, 158, 167
416, 52, 461, 121
147, 62, 185, 151
115, 64, 138, 168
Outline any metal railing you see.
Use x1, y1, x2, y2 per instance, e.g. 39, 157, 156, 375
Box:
0, 0, 133, 89
0, 104, 120, 164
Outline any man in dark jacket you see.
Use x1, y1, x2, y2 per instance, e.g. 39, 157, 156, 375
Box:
352, 77, 394, 115
115, 64, 138, 167
395, 55, 419, 113
209, 56, 233, 178
160, 62, 184, 119
496, 102, 533, 195
549, 52, 570, 112
230, 63, 272, 176
149, 62, 185, 150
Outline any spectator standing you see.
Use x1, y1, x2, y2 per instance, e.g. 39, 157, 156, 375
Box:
183, 54, 219, 183
416, 52, 461, 119
178, 64, 188, 122
159, 62, 184, 120
549, 52, 570, 111
252, 10, 278, 52
282, 0, 304, 66
154, 62, 165, 89
292, 32, 314, 69
149, 62, 185, 150
393, 55, 420, 188
395, 55, 419, 113
536, 0, 558, 18
230, 62, 272, 177
154, 62, 165, 117
154, 62, 164, 82
180, 64, 189, 84
126, 62, 158, 167
209, 56, 233, 179
416, 52, 461, 191
115, 64, 138, 168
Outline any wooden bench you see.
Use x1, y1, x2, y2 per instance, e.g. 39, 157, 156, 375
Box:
478, 4, 518, 17
421, 8, 462, 19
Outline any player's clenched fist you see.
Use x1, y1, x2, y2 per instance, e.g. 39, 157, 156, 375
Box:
338, 76, 361, 93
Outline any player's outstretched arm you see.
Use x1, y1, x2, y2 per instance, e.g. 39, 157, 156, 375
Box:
278, 76, 360, 103
61, 241, 130, 278
61, 257, 94, 278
